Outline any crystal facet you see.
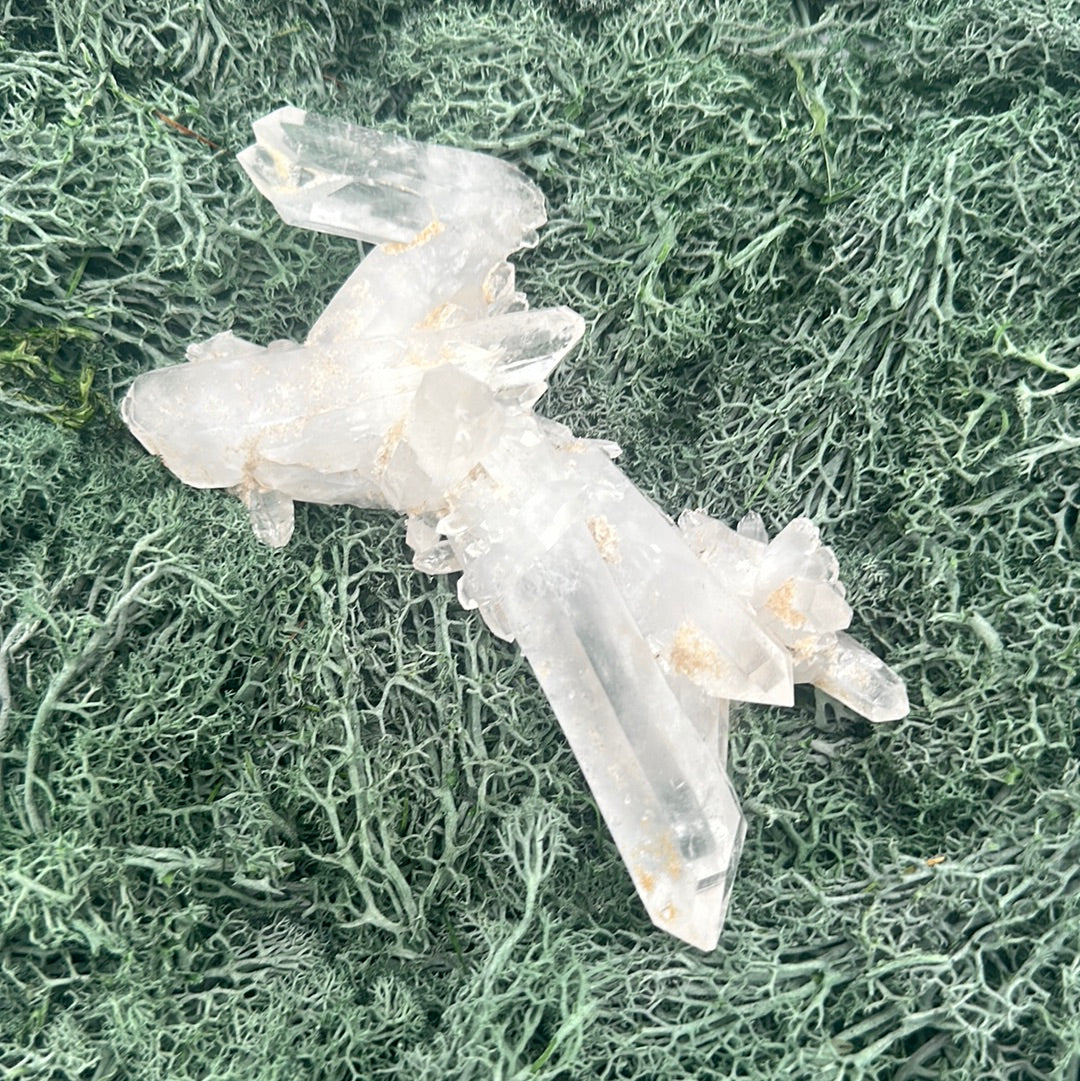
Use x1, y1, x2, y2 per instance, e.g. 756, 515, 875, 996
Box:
122, 108, 909, 950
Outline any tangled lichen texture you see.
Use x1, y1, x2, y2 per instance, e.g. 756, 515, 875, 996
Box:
1, 1, 1078, 1078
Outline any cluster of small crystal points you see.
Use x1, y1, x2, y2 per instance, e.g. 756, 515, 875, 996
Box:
122, 108, 908, 951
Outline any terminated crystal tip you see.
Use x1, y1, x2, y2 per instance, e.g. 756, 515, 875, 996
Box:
121, 108, 910, 951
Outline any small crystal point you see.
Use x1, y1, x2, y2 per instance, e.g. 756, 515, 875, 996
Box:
816, 632, 910, 722
233, 485, 295, 548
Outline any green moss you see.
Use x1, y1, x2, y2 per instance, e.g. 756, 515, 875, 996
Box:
0, 325, 109, 429
0, 1, 1077, 1078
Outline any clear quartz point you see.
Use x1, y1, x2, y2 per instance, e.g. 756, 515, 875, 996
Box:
121, 107, 909, 950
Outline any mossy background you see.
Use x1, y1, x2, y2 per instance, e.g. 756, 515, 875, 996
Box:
1, 1, 1078, 1077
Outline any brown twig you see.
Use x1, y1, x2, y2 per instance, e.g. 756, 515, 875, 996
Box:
153, 111, 224, 152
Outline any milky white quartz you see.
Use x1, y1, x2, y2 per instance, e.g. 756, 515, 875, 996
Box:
122, 107, 908, 951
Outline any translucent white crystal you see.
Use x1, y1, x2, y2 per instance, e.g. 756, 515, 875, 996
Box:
679, 510, 908, 722
121, 107, 908, 950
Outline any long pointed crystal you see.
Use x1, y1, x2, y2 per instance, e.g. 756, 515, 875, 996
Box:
499, 523, 745, 949
238, 106, 545, 248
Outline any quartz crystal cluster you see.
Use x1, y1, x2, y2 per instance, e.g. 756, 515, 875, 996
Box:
122, 107, 908, 951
